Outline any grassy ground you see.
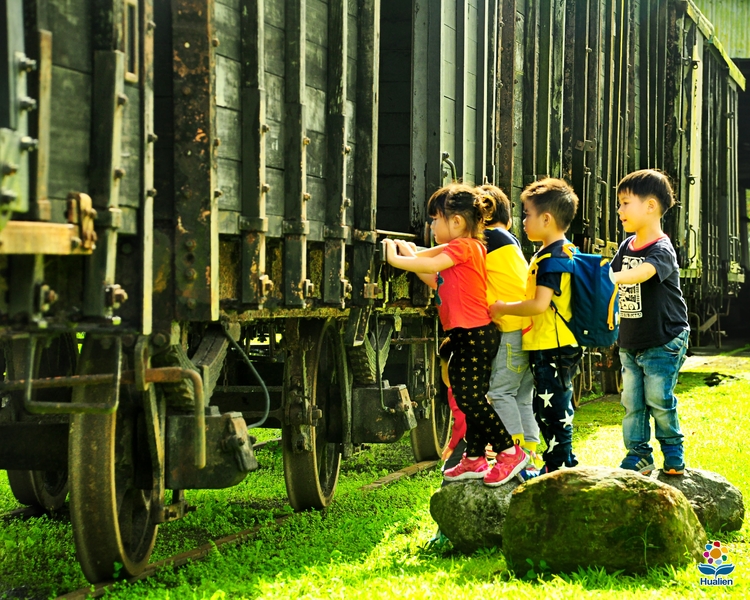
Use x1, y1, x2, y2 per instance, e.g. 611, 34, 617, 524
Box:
0, 353, 748, 599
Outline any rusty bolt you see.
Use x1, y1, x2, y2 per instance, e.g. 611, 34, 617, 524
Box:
71, 237, 82, 250
344, 145, 351, 154
214, 138, 221, 147
18, 55, 37, 72
343, 198, 352, 208
114, 168, 126, 179
212, 38, 220, 47
152, 332, 168, 347
303, 192, 311, 201
186, 298, 196, 310
147, 188, 157, 197
310, 406, 323, 421
117, 93, 128, 106
0, 190, 17, 204
184, 268, 197, 280
182, 86, 191, 96
19, 96, 37, 111
44, 288, 58, 305
148, 133, 158, 143
2, 163, 18, 176
261, 183, 271, 193
261, 123, 270, 133
20, 136, 38, 151
147, 19, 156, 31
184, 42, 190, 49
214, 189, 223, 198
184, 239, 197, 251
302, 136, 311, 146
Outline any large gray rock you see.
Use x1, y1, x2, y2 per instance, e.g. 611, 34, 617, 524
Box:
503, 467, 706, 574
653, 468, 745, 533
430, 478, 521, 553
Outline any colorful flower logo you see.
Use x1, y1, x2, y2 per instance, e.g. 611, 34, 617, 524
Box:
698, 541, 735, 577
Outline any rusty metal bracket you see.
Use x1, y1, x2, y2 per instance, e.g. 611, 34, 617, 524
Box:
66, 192, 98, 251
5, 339, 206, 468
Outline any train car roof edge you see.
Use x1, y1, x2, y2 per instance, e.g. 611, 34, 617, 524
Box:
685, 0, 746, 90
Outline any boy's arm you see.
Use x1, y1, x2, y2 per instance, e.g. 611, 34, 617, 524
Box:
490, 285, 555, 318
611, 262, 656, 285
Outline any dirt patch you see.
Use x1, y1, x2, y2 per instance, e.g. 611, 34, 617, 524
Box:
683, 353, 750, 374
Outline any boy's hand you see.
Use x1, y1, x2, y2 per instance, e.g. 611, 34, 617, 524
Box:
489, 300, 507, 319
441, 445, 453, 461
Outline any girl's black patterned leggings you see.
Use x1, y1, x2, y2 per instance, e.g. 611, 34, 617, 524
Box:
447, 324, 513, 456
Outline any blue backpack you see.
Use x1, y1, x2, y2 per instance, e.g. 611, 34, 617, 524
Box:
535, 243, 620, 348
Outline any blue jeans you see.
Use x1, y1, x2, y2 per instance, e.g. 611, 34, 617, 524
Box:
619, 329, 689, 458
529, 346, 583, 470
488, 329, 539, 443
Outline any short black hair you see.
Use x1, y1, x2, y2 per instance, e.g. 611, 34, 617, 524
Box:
520, 178, 579, 232
427, 184, 491, 240
478, 184, 511, 226
617, 169, 675, 215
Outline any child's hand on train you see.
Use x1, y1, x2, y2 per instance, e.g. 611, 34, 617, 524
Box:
382, 239, 397, 264
394, 239, 418, 257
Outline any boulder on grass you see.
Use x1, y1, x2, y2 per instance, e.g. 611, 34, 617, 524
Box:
430, 478, 521, 553
503, 467, 706, 574
654, 468, 745, 533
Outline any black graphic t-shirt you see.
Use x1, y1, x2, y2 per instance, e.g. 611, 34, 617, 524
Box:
611, 235, 689, 350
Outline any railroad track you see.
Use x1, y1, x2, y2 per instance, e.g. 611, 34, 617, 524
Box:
49, 458, 438, 600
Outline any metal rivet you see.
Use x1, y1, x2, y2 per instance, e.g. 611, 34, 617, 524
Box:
261, 184, 270, 193
117, 93, 128, 106
303, 193, 311, 201
148, 133, 158, 143
214, 189, 223, 198
20, 136, 38, 152
19, 96, 37, 111
344, 145, 351, 154
302, 137, 311, 146
147, 188, 157, 197
261, 123, 270, 133
214, 138, 221, 147
182, 86, 191, 96
184, 42, 190, 48
114, 168, 126, 179
18, 55, 37, 72
212, 38, 220, 47
184, 268, 197, 280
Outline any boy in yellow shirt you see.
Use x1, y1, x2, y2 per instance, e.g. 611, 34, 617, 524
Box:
479, 185, 540, 466
490, 179, 582, 473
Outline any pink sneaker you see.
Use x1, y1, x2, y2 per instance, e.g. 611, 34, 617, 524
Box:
443, 454, 490, 481
484, 443, 529, 487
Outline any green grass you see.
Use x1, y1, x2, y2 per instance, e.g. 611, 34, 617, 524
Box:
1, 357, 748, 599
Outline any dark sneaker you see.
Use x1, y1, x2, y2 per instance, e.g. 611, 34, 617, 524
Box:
662, 455, 685, 475
619, 454, 655, 475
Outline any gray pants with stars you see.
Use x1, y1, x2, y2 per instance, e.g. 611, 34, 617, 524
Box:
447, 324, 513, 457
529, 346, 583, 470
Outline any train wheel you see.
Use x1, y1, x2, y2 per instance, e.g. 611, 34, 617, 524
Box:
5, 335, 76, 511
282, 320, 343, 510
600, 370, 623, 395
69, 336, 158, 582
410, 339, 451, 461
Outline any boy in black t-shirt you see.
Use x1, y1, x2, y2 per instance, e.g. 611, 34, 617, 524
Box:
611, 170, 689, 476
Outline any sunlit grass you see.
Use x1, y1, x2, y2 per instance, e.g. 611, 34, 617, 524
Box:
0, 356, 748, 598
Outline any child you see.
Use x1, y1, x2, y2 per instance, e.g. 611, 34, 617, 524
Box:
479, 185, 540, 465
489, 178, 582, 473
384, 184, 527, 486
610, 169, 689, 475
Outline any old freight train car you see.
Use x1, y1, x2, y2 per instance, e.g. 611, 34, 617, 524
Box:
0, 0, 509, 582
492, 0, 746, 393
1, 0, 746, 584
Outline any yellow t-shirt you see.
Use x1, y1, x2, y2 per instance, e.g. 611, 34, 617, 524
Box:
485, 227, 529, 333
522, 240, 578, 351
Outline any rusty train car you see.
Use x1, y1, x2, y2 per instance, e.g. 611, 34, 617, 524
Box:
0, 0, 746, 583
